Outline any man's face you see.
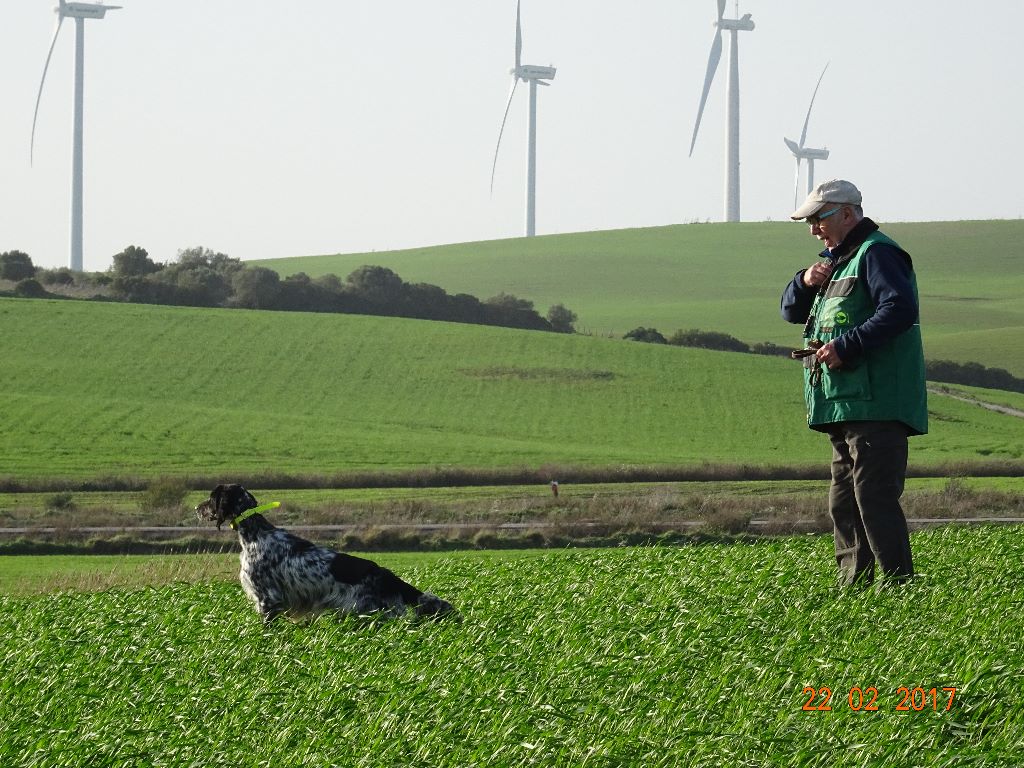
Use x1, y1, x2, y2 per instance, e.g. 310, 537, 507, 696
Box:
807, 204, 855, 250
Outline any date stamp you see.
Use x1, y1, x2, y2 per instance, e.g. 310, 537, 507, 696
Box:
802, 686, 957, 712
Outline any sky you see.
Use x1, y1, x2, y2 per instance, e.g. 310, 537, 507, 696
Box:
2, 1, 1022, 272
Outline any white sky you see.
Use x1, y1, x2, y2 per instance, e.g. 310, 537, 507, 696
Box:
2, 1, 1022, 272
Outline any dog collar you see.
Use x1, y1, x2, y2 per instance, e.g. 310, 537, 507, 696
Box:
230, 501, 280, 529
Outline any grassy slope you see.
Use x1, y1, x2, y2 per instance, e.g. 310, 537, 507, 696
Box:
2, 297, 1022, 481
255, 219, 1024, 375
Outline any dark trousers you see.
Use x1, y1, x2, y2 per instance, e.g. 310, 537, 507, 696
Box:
826, 421, 914, 586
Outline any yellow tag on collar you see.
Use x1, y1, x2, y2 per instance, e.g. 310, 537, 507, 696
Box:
230, 501, 281, 529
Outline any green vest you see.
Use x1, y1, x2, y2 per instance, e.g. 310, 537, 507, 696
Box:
802, 231, 928, 435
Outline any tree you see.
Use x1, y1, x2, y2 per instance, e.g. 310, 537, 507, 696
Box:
546, 304, 577, 333
0, 251, 36, 281
485, 292, 535, 313
175, 246, 242, 278
155, 246, 240, 306
232, 266, 281, 309
111, 245, 161, 277
481, 293, 550, 331
346, 265, 404, 301
314, 273, 344, 293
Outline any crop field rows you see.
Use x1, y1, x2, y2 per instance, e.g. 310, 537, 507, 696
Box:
4, 298, 1024, 486
2, 526, 1021, 767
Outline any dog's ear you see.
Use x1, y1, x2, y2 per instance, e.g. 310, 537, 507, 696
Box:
241, 488, 258, 510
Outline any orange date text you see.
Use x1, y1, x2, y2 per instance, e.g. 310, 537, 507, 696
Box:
801, 686, 956, 712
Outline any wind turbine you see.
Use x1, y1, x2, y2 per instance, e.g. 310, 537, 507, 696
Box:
688, 0, 754, 223
490, 0, 556, 238
31, 1, 122, 273
784, 63, 831, 209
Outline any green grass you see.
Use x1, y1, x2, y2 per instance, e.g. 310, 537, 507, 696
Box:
3, 297, 1023, 482
1, 529, 1021, 766
0, 551, 481, 597
254, 219, 1024, 376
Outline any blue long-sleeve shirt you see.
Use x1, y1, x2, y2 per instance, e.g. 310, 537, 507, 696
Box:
780, 218, 919, 364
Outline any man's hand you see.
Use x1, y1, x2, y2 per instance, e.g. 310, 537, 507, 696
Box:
802, 260, 834, 289
815, 341, 843, 370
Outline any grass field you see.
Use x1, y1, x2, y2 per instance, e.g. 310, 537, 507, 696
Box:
0, 550, 466, 597
3, 297, 1023, 485
254, 219, 1024, 376
1, 528, 1021, 766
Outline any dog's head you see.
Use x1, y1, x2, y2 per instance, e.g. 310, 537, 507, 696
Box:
195, 483, 259, 530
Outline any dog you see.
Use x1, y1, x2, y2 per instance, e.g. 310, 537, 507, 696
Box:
195, 483, 455, 623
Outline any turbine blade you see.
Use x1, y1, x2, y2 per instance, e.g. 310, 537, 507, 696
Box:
490, 76, 520, 195
31, 15, 65, 167
717, 0, 726, 21
783, 137, 800, 155
798, 62, 829, 148
515, 0, 522, 72
688, 31, 722, 157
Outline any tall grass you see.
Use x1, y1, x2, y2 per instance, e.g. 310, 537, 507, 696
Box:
0, 527, 1021, 766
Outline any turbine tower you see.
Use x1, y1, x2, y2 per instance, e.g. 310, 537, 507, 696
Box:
31, 1, 122, 273
784, 63, 831, 209
688, 0, 754, 223
491, 0, 556, 238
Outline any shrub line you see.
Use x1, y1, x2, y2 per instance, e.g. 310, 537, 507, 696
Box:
2, 459, 1023, 494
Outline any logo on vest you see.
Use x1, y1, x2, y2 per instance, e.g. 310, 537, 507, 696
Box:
833, 311, 850, 326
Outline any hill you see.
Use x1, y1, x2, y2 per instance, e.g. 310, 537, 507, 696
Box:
254, 220, 1024, 376
2, 298, 1021, 482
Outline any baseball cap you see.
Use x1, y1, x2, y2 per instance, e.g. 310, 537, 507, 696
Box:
790, 179, 863, 220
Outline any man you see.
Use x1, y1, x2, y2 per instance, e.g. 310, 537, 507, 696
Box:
781, 179, 927, 587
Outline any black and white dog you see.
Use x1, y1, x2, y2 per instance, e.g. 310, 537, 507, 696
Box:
196, 483, 455, 623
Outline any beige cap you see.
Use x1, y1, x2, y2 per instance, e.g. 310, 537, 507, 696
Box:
791, 179, 863, 220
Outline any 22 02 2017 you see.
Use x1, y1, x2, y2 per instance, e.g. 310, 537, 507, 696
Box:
802, 686, 957, 712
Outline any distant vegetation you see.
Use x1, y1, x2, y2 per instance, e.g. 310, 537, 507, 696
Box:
623, 324, 1024, 392
925, 359, 1024, 395
0, 247, 576, 334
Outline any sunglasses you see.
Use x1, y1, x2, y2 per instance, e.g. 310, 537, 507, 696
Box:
806, 206, 844, 227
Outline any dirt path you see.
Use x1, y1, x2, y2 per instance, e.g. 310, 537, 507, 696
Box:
928, 385, 1024, 418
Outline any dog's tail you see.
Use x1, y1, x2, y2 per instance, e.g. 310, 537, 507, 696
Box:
415, 593, 457, 621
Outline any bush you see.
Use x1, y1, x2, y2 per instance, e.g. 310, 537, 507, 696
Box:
141, 478, 189, 512
14, 278, 47, 298
927, 359, 1024, 394
44, 493, 76, 512
751, 341, 790, 357
547, 303, 578, 334
38, 268, 75, 286
668, 328, 750, 353
624, 327, 667, 344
